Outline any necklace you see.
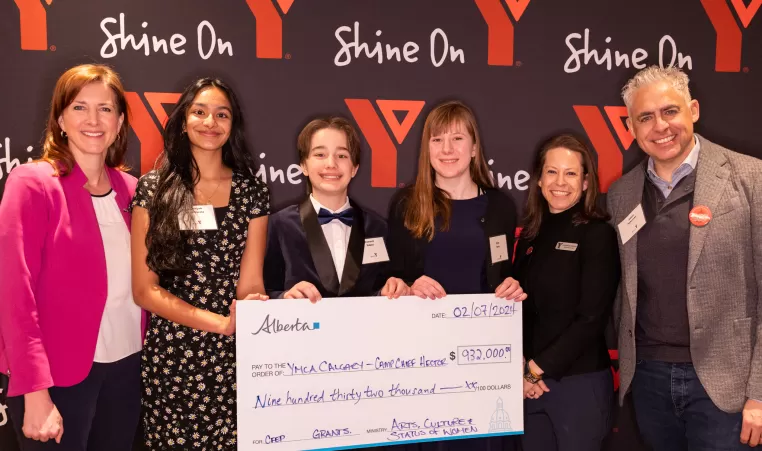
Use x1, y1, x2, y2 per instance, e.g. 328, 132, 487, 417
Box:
196, 175, 222, 205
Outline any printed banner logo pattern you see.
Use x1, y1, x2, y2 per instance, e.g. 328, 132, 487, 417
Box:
345, 99, 425, 188
474, 0, 531, 66
573, 105, 633, 193
125, 92, 181, 174
244, 0, 293, 59
701, 0, 761, 72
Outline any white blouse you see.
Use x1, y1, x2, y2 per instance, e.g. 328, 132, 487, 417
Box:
91, 190, 142, 363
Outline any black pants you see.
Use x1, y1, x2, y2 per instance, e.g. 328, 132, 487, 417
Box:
521, 368, 613, 451
7, 352, 141, 451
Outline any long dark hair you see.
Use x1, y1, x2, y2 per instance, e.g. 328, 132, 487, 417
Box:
145, 77, 257, 273
521, 134, 608, 240
404, 100, 494, 241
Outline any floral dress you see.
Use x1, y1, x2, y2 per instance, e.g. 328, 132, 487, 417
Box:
131, 170, 270, 450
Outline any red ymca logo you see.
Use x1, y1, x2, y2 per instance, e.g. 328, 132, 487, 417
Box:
345, 99, 426, 188
124, 92, 181, 174
474, 0, 531, 66
573, 105, 634, 193
701, 0, 761, 72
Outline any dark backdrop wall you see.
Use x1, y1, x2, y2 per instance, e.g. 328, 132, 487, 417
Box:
1, 1, 761, 450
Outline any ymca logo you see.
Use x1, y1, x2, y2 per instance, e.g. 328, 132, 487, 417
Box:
244, 0, 294, 58
345, 99, 425, 188
124, 92, 181, 174
573, 105, 634, 193
15, 0, 51, 50
474, 0, 531, 66
701, 0, 761, 72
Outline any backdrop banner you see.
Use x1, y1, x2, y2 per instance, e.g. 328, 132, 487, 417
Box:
2, 1, 760, 450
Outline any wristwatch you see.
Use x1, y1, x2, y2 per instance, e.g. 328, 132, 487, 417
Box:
524, 361, 543, 384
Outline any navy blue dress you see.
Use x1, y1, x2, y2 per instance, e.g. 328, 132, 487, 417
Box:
418, 195, 517, 451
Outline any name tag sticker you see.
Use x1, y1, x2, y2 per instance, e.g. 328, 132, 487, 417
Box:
489, 234, 509, 264
179, 205, 218, 231
618, 204, 646, 245
362, 237, 389, 264
555, 242, 578, 251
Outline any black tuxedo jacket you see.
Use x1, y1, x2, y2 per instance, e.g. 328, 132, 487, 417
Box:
263, 197, 389, 298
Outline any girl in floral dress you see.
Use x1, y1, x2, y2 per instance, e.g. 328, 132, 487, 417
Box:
131, 78, 269, 450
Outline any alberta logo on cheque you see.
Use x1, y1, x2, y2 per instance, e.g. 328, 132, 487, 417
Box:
252, 314, 320, 335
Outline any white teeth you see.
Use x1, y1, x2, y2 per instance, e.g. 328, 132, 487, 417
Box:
655, 135, 675, 144
551, 191, 570, 196
322, 175, 340, 179
82, 132, 103, 137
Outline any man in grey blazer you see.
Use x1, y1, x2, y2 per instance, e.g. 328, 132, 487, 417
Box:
607, 66, 762, 450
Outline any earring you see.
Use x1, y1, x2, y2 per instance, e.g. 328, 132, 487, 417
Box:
60, 130, 67, 139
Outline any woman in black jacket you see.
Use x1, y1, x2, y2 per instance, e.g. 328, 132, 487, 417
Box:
514, 134, 620, 451
386, 100, 526, 451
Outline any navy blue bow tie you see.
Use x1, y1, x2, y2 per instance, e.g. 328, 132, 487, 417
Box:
317, 207, 354, 226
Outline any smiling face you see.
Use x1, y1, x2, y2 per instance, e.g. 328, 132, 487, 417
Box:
184, 87, 233, 154
300, 127, 358, 200
428, 121, 476, 184
57, 82, 123, 160
538, 147, 588, 214
627, 80, 699, 169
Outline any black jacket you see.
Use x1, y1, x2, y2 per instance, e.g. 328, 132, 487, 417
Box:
263, 197, 389, 298
513, 203, 620, 379
386, 186, 518, 291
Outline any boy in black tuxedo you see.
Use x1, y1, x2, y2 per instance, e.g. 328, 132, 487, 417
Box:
263, 116, 409, 301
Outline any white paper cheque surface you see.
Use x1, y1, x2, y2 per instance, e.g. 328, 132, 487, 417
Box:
236, 294, 523, 450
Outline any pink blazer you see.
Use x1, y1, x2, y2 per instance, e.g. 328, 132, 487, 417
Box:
0, 162, 145, 397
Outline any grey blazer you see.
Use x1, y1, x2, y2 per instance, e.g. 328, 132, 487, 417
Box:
607, 135, 762, 413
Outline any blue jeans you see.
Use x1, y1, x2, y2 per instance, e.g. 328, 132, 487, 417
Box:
631, 360, 746, 451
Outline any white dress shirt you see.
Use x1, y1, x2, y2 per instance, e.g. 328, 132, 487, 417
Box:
310, 195, 352, 280
91, 190, 143, 363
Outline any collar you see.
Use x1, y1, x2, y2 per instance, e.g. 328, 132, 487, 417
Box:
310, 194, 351, 215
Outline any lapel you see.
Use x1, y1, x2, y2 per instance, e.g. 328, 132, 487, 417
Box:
60, 163, 96, 227
618, 161, 646, 323
60, 162, 108, 283
688, 137, 730, 279
299, 198, 340, 295
338, 199, 365, 296
107, 167, 132, 232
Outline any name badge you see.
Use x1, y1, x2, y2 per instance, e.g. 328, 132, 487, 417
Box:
555, 242, 578, 252
362, 237, 390, 264
617, 204, 646, 245
179, 205, 218, 231
489, 234, 509, 264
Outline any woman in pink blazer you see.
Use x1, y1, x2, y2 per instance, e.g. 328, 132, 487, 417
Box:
0, 64, 143, 451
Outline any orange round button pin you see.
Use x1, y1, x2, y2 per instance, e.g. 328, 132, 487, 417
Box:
689, 205, 712, 227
